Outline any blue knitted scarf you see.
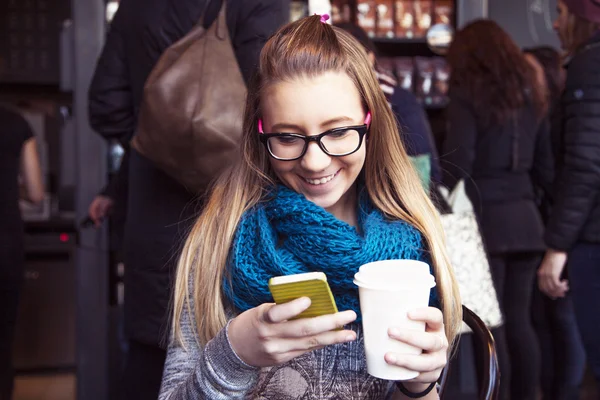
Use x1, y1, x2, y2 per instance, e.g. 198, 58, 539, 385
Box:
224, 185, 434, 318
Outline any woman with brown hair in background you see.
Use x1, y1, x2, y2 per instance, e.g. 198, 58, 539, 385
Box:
442, 19, 553, 400
540, 0, 600, 388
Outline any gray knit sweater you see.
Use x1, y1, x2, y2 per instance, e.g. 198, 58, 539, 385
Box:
158, 304, 397, 399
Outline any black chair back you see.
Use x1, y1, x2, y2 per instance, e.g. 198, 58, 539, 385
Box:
439, 305, 500, 400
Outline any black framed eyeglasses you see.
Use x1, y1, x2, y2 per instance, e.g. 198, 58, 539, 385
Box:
258, 125, 368, 161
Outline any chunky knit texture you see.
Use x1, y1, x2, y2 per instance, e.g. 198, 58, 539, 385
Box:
224, 185, 434, 318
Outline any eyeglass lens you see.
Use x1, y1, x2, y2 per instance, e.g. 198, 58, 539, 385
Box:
267, 129, 361, 160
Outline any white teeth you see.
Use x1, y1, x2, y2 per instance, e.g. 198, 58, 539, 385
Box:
305, 173, 335, 185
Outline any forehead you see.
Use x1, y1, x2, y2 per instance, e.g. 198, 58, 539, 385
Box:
261, 71, 364, 127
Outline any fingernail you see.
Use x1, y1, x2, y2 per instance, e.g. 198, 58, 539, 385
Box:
299, 297, 311, 308
389, 328, 401, 337
387, 354, 397, 364
345, 334, 356, 341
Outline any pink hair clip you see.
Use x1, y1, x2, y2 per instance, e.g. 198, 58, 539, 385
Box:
318, 13, 330, 23
258, 119, 264, 134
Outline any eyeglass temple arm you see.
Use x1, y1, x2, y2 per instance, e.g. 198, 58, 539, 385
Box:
257, 112, 372, 134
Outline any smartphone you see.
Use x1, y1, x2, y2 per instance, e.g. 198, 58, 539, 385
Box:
268, 271, 338, 319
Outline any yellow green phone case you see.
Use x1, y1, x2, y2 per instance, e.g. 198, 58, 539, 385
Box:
268, 272, 338, 319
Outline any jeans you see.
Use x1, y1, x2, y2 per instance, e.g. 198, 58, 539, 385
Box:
532, 286, 586, 400
568, 243, 600, 385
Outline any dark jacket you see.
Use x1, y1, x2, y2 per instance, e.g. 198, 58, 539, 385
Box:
88, 0, 289, 347
442, 89, 554, 255
545, 34, 600, 251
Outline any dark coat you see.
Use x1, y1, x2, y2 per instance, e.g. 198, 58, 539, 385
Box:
545, 34, 600, 251
442, 89, 554, 255
88, 0, 289, 347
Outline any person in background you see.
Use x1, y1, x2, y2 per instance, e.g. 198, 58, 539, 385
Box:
0, 106, 44, 400
442, 19, 553, 400
540, 0, 600, 387
333, 22, 441, 187
159, 15, 461, 399
524, 45, 587, 400
87, 0, 289, 399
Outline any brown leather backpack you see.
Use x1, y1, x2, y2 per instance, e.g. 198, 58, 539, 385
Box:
131, 0, 246, 193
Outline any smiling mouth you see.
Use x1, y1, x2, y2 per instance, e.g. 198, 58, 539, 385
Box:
303, 170, 340, 185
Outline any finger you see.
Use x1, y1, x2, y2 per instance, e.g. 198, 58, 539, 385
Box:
276, 310, 357, 338
385, 351, 446, 373
550, 272, 563, 291
282, 329, 357, 353
264, 297, 311, 323
555, 281, 569, 298
388, 328, 448, 353
407, 307, 444, 332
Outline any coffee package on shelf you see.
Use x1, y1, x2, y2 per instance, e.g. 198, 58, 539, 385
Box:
414, 0, 433, 38
331, 0, 351, 23
290, 1, 308, 22
432, 57, 450, 106
433, 0, 453, 25
394, 57, 415, 92
415, 57, 435, 105
395, 0, 415, 38
376, 0, 394, 38
357, 0, 377, 37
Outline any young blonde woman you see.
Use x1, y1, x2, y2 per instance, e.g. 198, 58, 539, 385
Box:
159, 15, 461, 400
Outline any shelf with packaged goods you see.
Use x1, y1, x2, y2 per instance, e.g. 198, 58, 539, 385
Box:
371, 37, 428, 44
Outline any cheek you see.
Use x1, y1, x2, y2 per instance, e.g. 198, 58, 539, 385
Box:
343, 147, 367, 173
269, 159, 295, 179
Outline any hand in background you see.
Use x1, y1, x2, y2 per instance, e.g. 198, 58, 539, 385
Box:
88, 195, 115, 227
228, 297, 357, 368
538, 249, 569, 299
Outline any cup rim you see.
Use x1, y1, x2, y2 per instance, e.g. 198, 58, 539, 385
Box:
353, 278, 436, 291
354, 270, 435, 285
359, 259, 430, 271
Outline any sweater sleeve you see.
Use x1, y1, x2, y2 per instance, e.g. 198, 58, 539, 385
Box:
159, 307, 260, 399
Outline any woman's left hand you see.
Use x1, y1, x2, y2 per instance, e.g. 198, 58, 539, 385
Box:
386, 307, 448, 387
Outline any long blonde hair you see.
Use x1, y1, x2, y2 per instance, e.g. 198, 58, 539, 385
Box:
172, 15, 462, 348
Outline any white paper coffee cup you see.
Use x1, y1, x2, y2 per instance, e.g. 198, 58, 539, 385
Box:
354, 259, 436, 381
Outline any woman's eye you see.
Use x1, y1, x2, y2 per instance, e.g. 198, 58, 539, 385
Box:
275, 136, 302, 145
327, 130, 351, 139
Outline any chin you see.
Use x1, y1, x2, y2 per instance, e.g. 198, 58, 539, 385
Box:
303, 192, 341, 210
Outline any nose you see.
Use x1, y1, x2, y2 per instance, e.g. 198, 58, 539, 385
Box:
300, 141, 331, 171
552, 17, 559, 31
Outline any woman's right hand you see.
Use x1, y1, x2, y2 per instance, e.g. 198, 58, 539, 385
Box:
227, 297, 357, 368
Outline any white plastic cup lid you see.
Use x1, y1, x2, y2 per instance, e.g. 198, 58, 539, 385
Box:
354, 259, 436, 290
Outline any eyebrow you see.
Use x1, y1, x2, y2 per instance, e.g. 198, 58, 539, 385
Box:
270, 116, 356, 132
